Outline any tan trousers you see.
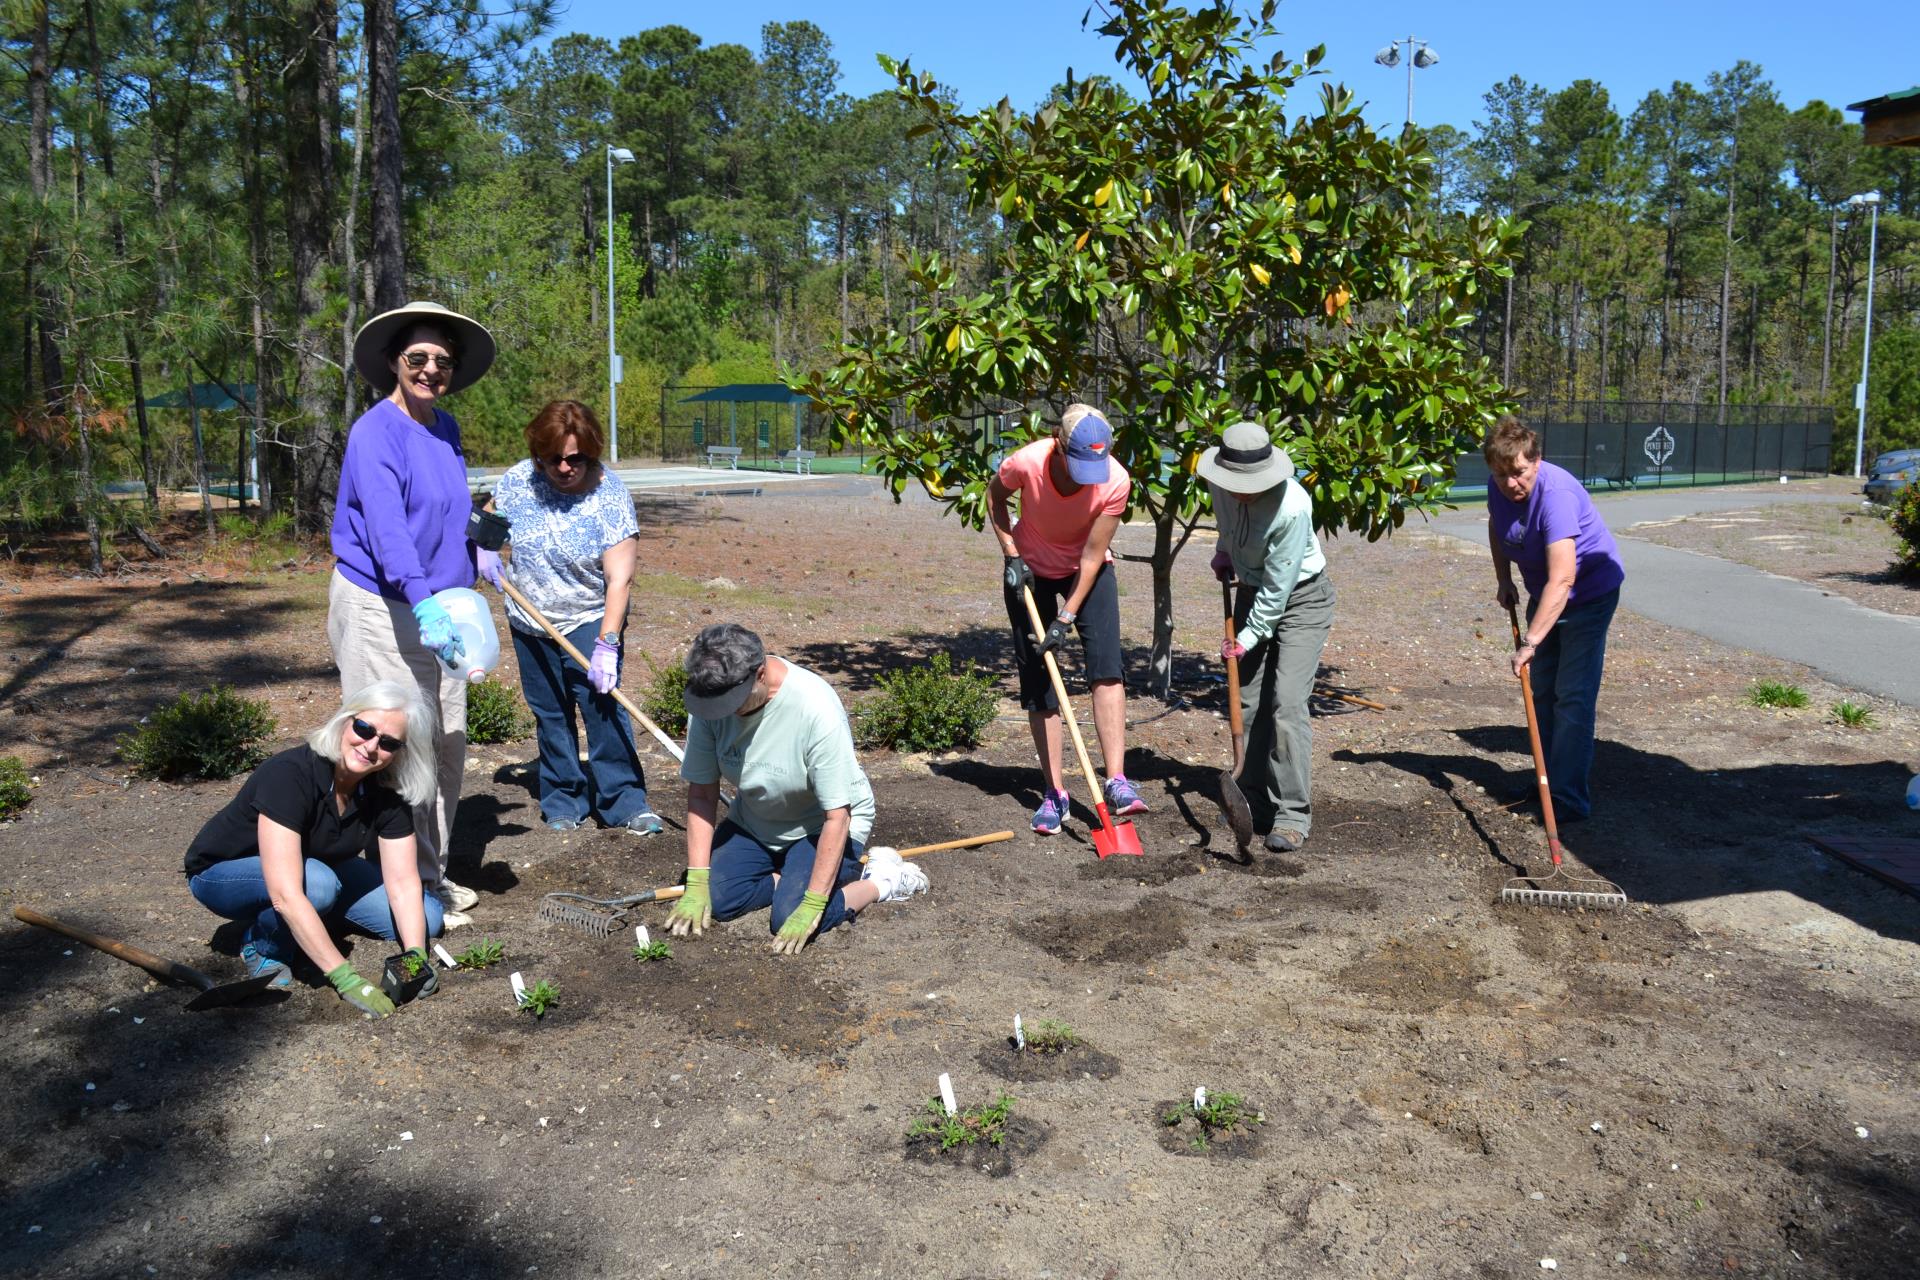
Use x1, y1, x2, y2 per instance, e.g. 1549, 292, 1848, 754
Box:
327, 570, 467, 887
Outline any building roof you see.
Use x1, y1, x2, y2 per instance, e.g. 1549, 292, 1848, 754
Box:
1849, 86, 1920, 148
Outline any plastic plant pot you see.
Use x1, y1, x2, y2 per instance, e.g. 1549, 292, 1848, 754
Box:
381, 952, 434, 1005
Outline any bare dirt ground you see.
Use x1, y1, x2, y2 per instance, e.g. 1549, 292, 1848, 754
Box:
2, 478, 1917, 1279
1616, 479, 1920, 619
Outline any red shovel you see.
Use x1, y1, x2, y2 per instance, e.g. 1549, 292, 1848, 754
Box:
1020, 585, 1144, 858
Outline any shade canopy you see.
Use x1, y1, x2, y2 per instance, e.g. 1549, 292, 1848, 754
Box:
678, 383, 809, 405
142, 382, 257, 411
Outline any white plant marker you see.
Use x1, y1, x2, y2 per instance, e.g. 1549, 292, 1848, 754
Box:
1014, 1014, 1026, 1051
510, 971, 528, 1006
937, 1072, 958, 1117
635, 925, 650, 947
433, 943, 458, 968
1194, 1086, 1208, 1111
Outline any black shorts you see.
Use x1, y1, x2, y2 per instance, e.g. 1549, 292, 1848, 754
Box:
1002, 560, 1124, 712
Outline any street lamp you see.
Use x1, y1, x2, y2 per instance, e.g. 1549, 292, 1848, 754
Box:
1374, 36, 1439, 128
1848, 190, 1882, 478
606, 144, 636, 463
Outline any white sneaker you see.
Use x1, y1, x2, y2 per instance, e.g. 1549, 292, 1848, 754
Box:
862, 846, 930, 904
440, 909, 474, 931
437, 879, 479, 912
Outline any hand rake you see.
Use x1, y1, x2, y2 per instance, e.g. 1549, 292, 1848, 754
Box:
1018, 585, 1143, 858
536, 831, 1016, 937
1498, 603, 1627, 911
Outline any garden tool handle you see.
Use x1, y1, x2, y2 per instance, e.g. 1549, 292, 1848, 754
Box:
1222, 581, 1245, 772
14, 906, 215, 991
499, 575, 685, 762
1019, 584, 1106, 814
645, 831, 1015, 902
1505, 603, 1563, 862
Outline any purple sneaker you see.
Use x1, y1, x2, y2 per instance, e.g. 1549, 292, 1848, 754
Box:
1031, 789, 1070, 835
1104, 775, 1149, 816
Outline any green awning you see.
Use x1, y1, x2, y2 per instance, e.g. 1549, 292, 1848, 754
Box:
142, 382, 256, 411
678, 383, 809, 405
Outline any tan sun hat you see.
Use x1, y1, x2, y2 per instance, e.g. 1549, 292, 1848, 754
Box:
1196, 421, 1295, 495
352, 301, 496, 396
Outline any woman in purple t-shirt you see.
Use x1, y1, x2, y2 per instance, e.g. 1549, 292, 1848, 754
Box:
327, 302, 498, 926
1484, 416, 1626, 819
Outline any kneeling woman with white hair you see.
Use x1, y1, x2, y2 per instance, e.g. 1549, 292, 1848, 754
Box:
183, 681, 444, 1018
664, 623, 928, 954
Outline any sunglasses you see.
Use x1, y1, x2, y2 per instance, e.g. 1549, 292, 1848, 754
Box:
350, 717, 406, 754
400, 350, 458, 372
542, 452, 590, 470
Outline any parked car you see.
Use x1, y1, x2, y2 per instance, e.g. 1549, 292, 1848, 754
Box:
1864, 449, 1920, 503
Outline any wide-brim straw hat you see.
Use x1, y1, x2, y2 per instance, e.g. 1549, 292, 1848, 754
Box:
1197, 421, 1295, 495
352, 301, 496, 396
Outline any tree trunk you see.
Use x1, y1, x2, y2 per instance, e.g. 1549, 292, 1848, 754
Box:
366, 0, 405, 310
1820, 211, 1837, 395
1717, 137, 1736, 424
74, 372, 104, 575
28, 0, 65, 414
1501, 270, 1515, 386
1149, 506, 1177, 701
285, 0, 343, 531
341, 34, 368, 442
1597, 294, 1610, 404
189, 389, 214, 537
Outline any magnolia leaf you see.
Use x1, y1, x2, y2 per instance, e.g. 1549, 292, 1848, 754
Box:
1094, 179, 1114, 208
1249, 263, 1271, 287
1074, 230, 1091, 252
945, 325, 962, 354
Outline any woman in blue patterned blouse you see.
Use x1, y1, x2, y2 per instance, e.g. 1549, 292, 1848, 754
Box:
489, 400, 662, 835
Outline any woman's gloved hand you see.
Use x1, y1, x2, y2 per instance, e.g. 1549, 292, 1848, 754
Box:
771, 890, 829, 955
664, 867, 712, 937
475, 548, 505, 592
1039, 613, 1074, 656
327, 963, 395, 1018
412, 597, 455, 654
588, 639, 620, 694
1221, 637, 1247, 663
1003, 555, 1032, 592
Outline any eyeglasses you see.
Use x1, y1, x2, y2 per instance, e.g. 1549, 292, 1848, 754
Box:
400, 350, 458, 372
542, 452, 589, 470
350, 717, 406, 753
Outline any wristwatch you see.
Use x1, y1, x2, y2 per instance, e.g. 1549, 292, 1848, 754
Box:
598, 631, 621, 648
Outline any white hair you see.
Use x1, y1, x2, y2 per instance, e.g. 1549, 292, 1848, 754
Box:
307, 681, 435, 805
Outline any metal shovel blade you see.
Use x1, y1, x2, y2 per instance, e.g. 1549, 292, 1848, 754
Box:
1217, 767, 1254, 855
1090, 802, 1144, 858
184, 972, 282, 1010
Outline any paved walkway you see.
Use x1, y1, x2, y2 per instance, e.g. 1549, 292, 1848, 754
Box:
466, 463, 826, 494
1424, 483, 1920, 708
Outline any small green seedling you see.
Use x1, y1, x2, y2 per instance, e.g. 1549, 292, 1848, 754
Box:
1162, 1090, 1264, 1135
631, 939, 673, 962
1744, 679, 1809, 710
455, 938, 505, 969
401, 951, 425, 977
907, 1093, 1015, 1152
1024, 1019, 1082, 1054
521, 979, 559, 1018
1832, 700, 1876, 729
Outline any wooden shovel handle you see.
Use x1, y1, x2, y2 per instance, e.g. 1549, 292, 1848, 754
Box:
1506, 602, 1563, 862
498, 575, 685, 762
14, 906, 214, 990
646, 830, 1015, 902
1222, 580, 1245, 772
1018, 584, 1106, 812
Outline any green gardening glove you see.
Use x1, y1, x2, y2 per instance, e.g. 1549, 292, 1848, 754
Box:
664, 867, 712, 937
326, 962, 395, 1018
771, 890, 829, 956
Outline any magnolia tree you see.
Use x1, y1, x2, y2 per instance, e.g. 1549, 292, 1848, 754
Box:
795, 0, 1522, 696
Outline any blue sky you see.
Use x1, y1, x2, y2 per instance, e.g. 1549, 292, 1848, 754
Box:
553, 0, 1916, 134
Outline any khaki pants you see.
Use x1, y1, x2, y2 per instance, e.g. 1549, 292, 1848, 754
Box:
1234, 572, 1334, 838
327, 571, 467, 887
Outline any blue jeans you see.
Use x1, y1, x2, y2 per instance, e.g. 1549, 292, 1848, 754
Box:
187, 855, 444, 963
706, 820, 867, 936
511, 621, 652, 826
1527, 586, 1619, 819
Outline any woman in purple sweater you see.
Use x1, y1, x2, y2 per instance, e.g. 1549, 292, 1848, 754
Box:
328, 301, 498, 927
1484, 416, 1626, 820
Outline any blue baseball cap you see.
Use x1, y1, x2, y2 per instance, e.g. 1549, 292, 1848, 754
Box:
1061, 412, 1114, 485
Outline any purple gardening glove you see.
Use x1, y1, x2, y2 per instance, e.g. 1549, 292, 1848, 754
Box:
475, 548, 504, 591
1221, 637, 1247, 663
588, 638, 619, 694
1210, 549, 1233, 583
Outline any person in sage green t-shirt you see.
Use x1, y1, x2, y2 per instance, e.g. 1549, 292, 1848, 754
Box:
663, 623, 928, 954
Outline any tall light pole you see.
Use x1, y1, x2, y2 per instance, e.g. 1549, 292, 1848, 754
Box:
1374, 36, 1439, 128
606, 144, 635, 463
1848, 189, 1882, 478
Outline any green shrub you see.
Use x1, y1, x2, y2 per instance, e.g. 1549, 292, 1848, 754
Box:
1744, 679, 1810, 710
466, 679, 531, 743
854, 652, 999, 752
640, 656, 689, 737
1890, 483, 1920, 579
1832, 700, 1876, 729
119, 685, 276, 780
0, 756, 31, 820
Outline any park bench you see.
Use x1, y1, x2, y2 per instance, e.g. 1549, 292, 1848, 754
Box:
778, 449, 817, 476
705, 445, 743, 470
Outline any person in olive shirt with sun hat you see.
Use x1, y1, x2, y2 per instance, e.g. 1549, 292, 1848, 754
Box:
184, 682, 444, 1018
662, 623, 927, 954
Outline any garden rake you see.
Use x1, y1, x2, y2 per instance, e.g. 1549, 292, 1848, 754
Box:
536, 831, 1016, 937
1498, 603, 1628, 911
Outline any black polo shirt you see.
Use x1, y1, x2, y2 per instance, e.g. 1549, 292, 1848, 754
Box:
183, 744, 414, 876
